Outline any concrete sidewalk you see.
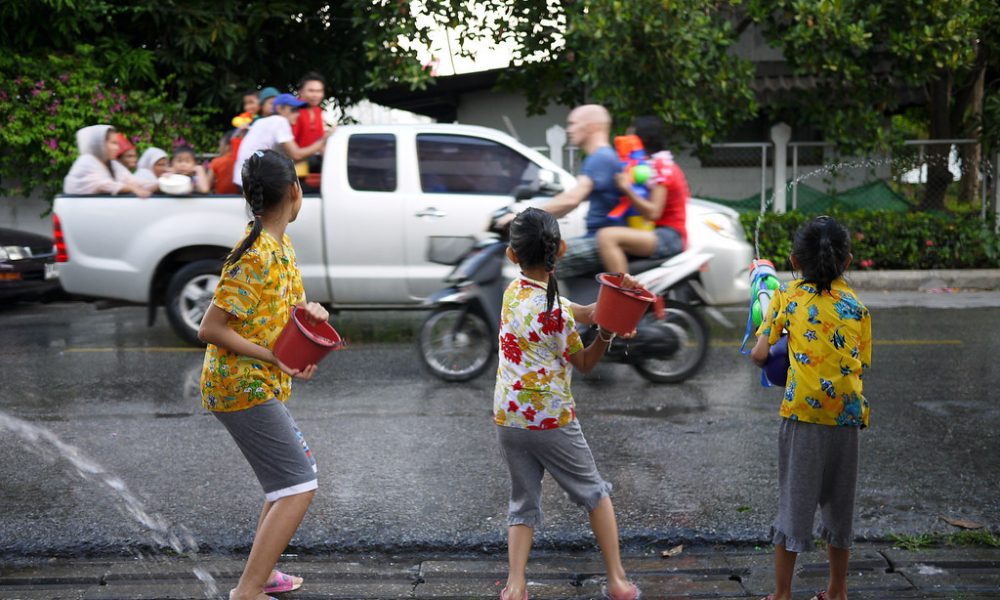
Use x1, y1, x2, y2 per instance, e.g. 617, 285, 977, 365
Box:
2, 544, 998, 599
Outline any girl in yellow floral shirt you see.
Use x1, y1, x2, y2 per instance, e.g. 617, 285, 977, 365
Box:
750, 216, 872, 600
494, 208, 641, 600
199, 150, 329, 600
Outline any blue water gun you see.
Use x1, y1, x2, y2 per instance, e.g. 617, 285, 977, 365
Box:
740, 259, 789, 387
610, 135, 654, 230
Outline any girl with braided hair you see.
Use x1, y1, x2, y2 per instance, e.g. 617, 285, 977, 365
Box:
198, 149, 329, 600
493, 207, 642, 600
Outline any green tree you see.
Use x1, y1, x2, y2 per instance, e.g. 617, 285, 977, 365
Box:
748, 0, 1000, 210
0, 45, 216, 199
0, 1, 440, 116
450, 0, 757, 145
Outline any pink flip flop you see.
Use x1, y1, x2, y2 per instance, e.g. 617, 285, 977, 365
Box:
602, 582, 641, 600
499, 587, 528, 600
264, 570, 302, 594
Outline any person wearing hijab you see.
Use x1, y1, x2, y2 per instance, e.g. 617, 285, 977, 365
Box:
135, 147, 170, 186
63, 125, 153, 197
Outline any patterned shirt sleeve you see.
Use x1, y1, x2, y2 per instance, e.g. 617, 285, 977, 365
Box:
756, 287, 786, 344
212, 251, 264, 320
563, 299, 584, 356
859, 307, 872, 372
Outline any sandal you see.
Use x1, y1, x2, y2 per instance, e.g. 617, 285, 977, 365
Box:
809, 593, 829, 600
264, 570, 302, 594
499, 587, 528, 600
602, 582, 641, 600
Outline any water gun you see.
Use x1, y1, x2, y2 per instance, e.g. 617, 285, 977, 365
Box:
739, 259, 788, 387
610, 135, 654, 231
231, 112, 254, 129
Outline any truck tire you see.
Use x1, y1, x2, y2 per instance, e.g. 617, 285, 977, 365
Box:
165, 259, 223, 346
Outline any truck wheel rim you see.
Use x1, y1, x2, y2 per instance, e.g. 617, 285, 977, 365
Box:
179, 274, 219, 333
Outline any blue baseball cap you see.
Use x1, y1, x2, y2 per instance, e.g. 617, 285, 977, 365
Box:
272, 93, 307, 109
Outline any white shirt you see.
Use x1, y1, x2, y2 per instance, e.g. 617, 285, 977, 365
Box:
232, 115, 294, 187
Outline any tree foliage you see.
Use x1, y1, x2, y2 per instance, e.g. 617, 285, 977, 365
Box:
453, 0, 757, 145
0, 46, 216, 199
0, 0, 440, 115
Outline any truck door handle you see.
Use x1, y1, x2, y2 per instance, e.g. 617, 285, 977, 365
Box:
415, 207, 447, 218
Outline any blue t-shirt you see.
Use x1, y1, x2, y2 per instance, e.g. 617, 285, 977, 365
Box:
580, 146, 622, 234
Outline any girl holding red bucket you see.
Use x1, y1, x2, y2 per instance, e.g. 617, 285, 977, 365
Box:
749, 216, 872, 600
494, 207, 642, 600
198, 149, 330, 600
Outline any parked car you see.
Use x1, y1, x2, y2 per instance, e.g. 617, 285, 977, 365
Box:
52, 124, 753, 343
0, 228, 60, 304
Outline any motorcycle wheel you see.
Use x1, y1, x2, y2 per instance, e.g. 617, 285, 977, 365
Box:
633, 299, 709, 383
418, 306, 495, 382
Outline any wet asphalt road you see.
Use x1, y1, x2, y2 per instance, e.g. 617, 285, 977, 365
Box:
0, 295, 998, 558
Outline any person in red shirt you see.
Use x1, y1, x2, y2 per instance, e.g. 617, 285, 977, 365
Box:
210, 130, 240, 194
292, 72, 327, 159
596, 115, 688, 274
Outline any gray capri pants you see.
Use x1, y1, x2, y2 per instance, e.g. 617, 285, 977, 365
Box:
772, 418, 860, 553
496, 420, 613, 528
214, 399, 318, 502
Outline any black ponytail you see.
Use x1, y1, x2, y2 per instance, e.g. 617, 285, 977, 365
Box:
510, 207, 564, 329
225, 150, 298, 266
792, 215, 851, 293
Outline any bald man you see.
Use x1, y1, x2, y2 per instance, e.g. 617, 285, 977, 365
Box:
537, 105, 623, 277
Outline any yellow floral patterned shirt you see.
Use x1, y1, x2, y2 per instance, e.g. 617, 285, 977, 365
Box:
201, 227, 305, 412
493, 277, 585, 429
756, 278, 872, 428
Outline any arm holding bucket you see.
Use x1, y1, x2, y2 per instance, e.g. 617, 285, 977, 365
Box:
295, 301, 329, 324
198, 304, 318, 380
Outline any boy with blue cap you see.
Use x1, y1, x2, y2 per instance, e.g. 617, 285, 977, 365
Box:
233, 93, 331, 189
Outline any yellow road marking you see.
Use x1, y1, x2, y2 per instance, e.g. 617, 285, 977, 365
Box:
65, 347, 203, 353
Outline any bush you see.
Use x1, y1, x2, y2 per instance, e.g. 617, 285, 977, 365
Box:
0, 45, 217, 200
740, 210, 1000, 270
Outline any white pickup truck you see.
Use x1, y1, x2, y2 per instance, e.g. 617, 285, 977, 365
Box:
54, 123, 752, 343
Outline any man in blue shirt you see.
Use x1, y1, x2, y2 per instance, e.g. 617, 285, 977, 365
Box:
537, 104, 621, 277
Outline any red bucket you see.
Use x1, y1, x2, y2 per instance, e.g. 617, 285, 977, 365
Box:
593, 273, 656, 335
272, 307, 343, 371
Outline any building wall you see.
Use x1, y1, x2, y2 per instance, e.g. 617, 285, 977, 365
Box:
456, 90, 570, 151
0, 192, 51, 236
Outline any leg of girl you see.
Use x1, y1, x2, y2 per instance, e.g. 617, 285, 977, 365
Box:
505, 525, 533, 600
589, 496, 633, 598
772, 544, 797, 600
596, 227, 658, 274
231, 490, 315, 600
825, 546, 849, 600
251, 500, 305, 593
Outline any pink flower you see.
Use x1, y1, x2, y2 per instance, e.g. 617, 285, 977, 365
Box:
95, 91, 105, 101
45, 139, 58, 149
859, 259, 874, 269
48, 123, 56, 130
925, 239, 934, 247
31, 89, 41, 97
35, 80, 45, 89
49, 159, 57, 165
59, 73, 70, 83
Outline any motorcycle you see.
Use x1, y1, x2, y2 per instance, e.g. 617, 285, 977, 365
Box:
417, 198, 713, 384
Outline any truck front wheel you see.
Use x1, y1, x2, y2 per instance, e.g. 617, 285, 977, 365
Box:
165, 259, 223, 346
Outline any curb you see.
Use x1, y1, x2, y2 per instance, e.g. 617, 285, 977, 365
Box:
776, 269, 1000, 291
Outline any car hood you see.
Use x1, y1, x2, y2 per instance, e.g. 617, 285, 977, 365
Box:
0, 228, 53, 247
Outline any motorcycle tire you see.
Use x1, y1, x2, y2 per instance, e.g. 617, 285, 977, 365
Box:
418, 306, 495, 382
633, 299, 709, 383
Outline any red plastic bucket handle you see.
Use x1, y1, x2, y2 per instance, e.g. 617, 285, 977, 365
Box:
594, 272, 656, 302
292, 307, 343, 349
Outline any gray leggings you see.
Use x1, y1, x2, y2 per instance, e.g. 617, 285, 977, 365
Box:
496, 421, 612, 529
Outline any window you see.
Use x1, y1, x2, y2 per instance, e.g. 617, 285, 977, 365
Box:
348, 134, 397, 192
417, 134, 539, 195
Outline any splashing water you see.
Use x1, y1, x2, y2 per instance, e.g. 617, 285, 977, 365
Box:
0, 409, 219, 598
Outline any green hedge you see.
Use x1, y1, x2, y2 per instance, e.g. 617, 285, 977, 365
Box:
740, 210, 1000, 270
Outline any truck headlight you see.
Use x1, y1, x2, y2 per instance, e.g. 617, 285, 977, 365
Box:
703, 213, 744, 241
